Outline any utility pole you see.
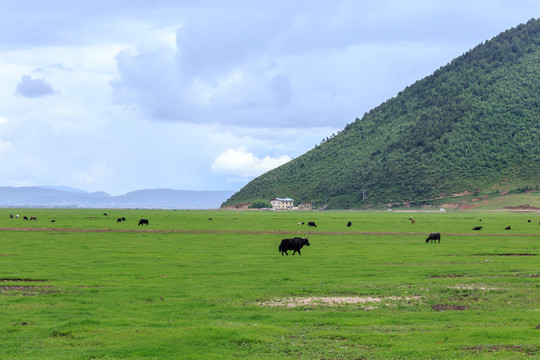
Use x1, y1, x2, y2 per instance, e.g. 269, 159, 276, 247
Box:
362, 189, 367, 201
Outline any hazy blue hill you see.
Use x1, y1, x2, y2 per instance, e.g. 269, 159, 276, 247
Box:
0, 187, 235, 209
38, 186, 90, 193
115, 189, 236, 209
222, 18, 540, 209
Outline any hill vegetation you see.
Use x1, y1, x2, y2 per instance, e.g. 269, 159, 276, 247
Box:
223, 18, 540, 209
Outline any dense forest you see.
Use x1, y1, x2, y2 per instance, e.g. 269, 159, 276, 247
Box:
222, 18, 540, 209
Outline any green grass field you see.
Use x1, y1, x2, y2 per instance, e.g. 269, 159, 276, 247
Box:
1, 209, 538, 359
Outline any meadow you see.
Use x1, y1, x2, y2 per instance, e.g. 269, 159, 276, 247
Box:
0, 208, 538, 359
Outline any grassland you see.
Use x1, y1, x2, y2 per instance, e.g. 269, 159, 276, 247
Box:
0, 209, 539, 359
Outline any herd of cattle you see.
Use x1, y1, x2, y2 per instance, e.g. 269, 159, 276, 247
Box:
9, 213, 150, 226
9, 214, 38, 221
281, 217, 539, 255
7, 213, 539, 257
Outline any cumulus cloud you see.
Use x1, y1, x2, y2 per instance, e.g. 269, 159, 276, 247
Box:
211, 147, 291, 178
15, 75, 57, 98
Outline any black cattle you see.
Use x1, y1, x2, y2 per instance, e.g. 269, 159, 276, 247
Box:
23, 216, 29, 220
138, 219, 149, 226
308, 221, 317, 228
9, 214, 13, 219
425, 232, 441, 243
117, 218, 122, 223
527, 220, 531, 223
51, 220, 55, 223
279, 237, 310, 256
505, 226, 511, 230
472, 226, 482, 230
103, 213, 108, 216
122, 217, 126, 221
347, 221, 352, 227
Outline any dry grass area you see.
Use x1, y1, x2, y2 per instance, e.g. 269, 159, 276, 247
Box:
258, 296, 421, 308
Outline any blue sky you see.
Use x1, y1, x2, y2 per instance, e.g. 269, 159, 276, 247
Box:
0, 1, 538, 195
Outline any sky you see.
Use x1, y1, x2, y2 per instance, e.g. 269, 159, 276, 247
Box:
0, 1, 538, 195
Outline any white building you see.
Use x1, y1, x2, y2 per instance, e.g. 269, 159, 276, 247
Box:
270, 198, 294, 210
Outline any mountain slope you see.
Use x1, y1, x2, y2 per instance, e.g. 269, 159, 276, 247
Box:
223, 18, 540, 209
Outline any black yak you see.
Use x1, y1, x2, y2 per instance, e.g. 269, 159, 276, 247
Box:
425, 232, 441, 243
278, 237, 310, 256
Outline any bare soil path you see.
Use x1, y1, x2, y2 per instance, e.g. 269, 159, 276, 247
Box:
0, 227, 538, 237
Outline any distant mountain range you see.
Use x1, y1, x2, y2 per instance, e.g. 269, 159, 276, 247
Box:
0, 186, 236, 209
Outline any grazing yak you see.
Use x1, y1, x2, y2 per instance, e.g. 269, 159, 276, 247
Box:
505, 226, 511, 230
308, 221, 317, 228
472, 226, 483, 230
117, 218, 122, 223
347, 221, 352, 227
298, 221, 304, 225
30, 217, 37, 221
425, 232, 441, 243
279, 237, 310, 256
138, 219, 149, 226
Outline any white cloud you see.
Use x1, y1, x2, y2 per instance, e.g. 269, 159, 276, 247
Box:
211, 147, 291, 178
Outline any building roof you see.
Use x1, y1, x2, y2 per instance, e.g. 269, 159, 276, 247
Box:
271, 198, 294, 202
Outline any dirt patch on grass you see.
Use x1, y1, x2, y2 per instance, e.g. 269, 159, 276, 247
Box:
258, 296, 421, 308
1, 227, 539, 239
459, 204, 478, 210
450, 284, 500, 290
427, 274, 465, 278
431, 304, 469, 311
0, 285, 58, 296
463, 344, 538, 355
0, 278, 47, 282
503, 204, 540, 210
430, 274, 538, 279
473, 253, 536, 256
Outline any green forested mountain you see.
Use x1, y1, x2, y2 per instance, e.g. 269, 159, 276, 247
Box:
223, 19, 540, 209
